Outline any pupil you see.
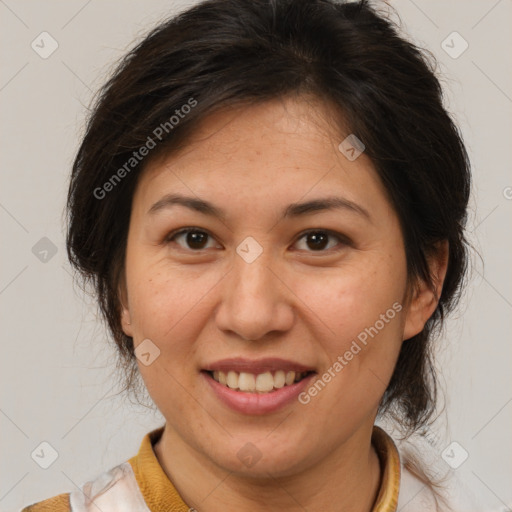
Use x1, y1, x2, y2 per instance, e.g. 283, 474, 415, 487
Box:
308, 232, 327, 250
188, 232, 207, 249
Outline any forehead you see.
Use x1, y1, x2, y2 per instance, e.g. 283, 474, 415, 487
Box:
133, 96, 389, 218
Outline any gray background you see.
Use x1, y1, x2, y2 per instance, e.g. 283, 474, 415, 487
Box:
1, 1, 511, 511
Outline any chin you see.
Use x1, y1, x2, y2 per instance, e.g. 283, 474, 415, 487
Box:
205, 438, 314, 479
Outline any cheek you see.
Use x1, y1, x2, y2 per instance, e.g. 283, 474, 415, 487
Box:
125, 260, 220, 349
293, 252, 406, 409
295, 255, 405, 348
125, 262, 213, 409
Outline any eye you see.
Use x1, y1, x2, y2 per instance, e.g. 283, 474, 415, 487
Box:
293, 230, 349, 253
164, 227, 350, 253
165, 228, 219, 251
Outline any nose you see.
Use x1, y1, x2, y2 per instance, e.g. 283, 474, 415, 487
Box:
214, 249, 295, 342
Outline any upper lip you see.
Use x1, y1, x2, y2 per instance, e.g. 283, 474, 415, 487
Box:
202, 357, 316, 374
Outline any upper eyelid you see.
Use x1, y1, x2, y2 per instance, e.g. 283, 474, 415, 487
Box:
165, 226, 211, 240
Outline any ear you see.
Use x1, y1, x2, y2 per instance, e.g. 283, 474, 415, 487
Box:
402, 241, 449, 341
118, 272, 134, 338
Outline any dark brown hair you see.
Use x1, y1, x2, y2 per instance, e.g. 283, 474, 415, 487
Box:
66, 0, 471, 435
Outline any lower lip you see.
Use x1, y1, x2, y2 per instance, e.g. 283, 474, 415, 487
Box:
202, 371, 316, 415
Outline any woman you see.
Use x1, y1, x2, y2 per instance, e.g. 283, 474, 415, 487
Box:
22, 0, 478, 510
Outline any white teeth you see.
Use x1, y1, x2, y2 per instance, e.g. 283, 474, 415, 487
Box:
238, 372, 256, 392
255, 372, 274, 392
274, 370, 286, 388
210, 369, 310, 393
226, 371, 239, 389
285, 371, 295, 386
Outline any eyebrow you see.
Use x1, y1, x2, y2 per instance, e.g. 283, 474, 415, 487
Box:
148, 193, 371, 221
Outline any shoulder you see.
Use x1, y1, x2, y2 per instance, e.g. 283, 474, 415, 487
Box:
68, 461, 150, 511
20, 427, 164, 512
20, 492, 70, 511
22, 461, 149, 512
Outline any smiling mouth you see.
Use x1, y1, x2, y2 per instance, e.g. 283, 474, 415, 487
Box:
205, 370, 315, 394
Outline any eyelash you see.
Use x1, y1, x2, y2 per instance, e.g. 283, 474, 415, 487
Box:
164, 227, 351, 253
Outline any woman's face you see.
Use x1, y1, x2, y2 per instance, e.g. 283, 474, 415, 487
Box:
120, 96, 427, 477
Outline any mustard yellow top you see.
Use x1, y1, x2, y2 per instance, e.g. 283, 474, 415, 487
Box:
21, 425, 400, 511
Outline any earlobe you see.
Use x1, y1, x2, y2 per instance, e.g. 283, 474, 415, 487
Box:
402, 241, 449, 341
118, 276, 133, 337
121, 307, 133, 336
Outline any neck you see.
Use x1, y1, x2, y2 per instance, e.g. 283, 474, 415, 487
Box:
154, 425, 382, 512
